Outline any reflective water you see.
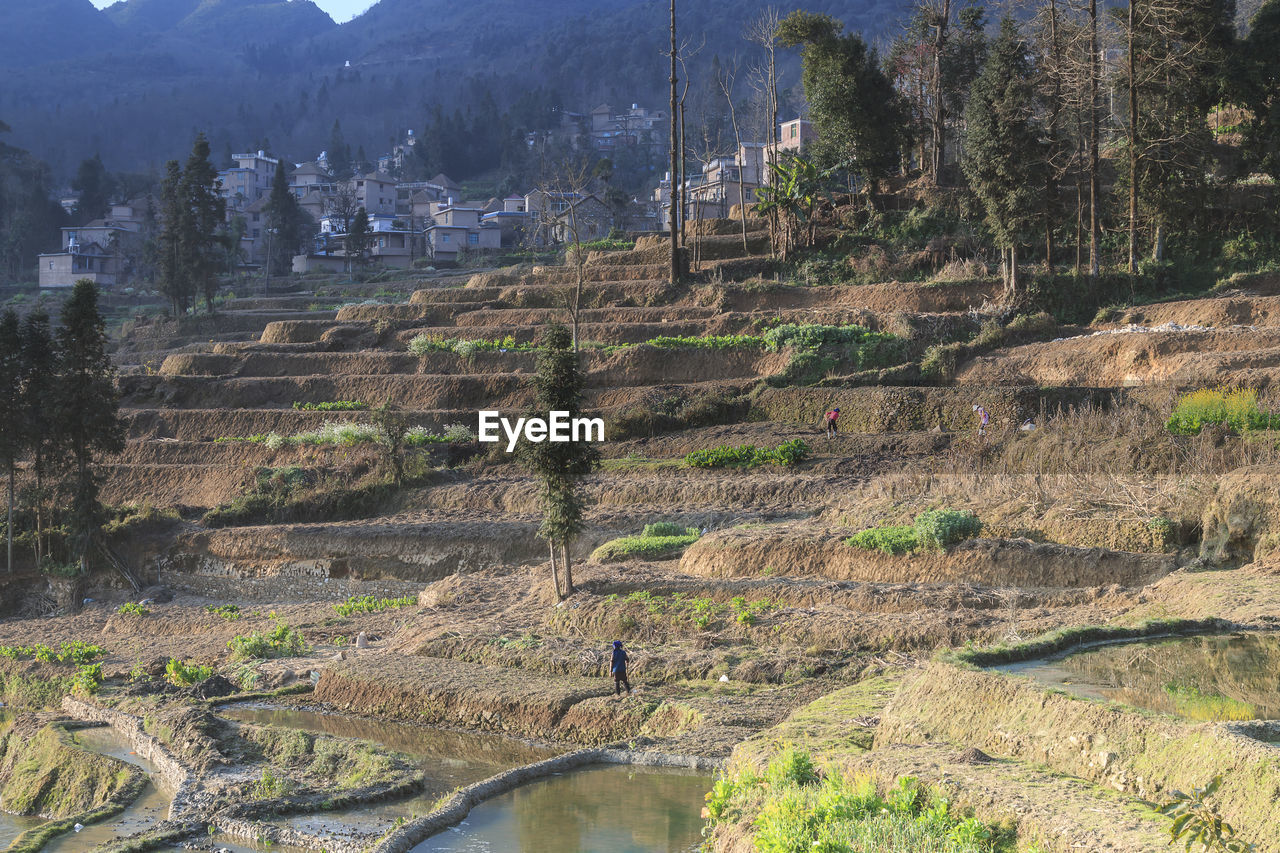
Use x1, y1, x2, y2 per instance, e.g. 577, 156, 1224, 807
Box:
0, 710, 46, 847
997, 632, 1280, 720
42, 726, 174, 853
412, 765, 711, 853
218, 702, 563, 846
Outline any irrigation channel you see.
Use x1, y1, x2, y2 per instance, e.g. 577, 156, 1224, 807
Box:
995, 631, 1280, 721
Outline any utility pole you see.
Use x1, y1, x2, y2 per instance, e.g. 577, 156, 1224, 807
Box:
669, 0, 680, 285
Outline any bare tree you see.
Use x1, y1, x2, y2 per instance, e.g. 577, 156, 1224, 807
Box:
540, 159, 595, 352
717, 58, 752, 253
324, 184, 360, 272
675, 36, 704, 250
745, 7, 781, 172
669, 0, 681, 285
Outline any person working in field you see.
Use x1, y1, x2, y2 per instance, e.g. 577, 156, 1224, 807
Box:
611, 640, 631, 696
973, 404, 990, 436
824, 406, 840, 439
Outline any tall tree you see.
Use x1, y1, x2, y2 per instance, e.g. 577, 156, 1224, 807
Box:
669, 0, 681, 285
329, 120, 352, 179
963, 18, 1049, 295
778, 12, 908, 194
71, 154, 116, 224
53, 281, 124, 580
179, 134, 226, 311
345, 206, 373, 268
19, 311, 55, 567
157, 160, 190, 315
0, 310, 21, 573
264, 160, 307, 276
1239, 0, 1280, 179
522, 324, 599, 600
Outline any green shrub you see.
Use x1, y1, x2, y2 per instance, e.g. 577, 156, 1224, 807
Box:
227, 621, 309, 662
847, 510, 981, 555
333, 595, 416, 617
72, 663, 103, 696
1166, 388, 1280, 435
762, 323, 904, 368
165, 659, 213, 687
205, 604, 242, 621
116, 602, 149, 617
845, 525, 919, 555
913, 509, 983, 550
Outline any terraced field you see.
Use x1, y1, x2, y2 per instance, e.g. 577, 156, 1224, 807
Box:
6, 218, 1280, 851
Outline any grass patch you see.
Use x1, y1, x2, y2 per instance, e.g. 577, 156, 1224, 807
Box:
292, 400, 367, 411
408, 333, 533, 357
164, 659, 213, 687
1162, 681, 1257, 722
686, 439, 810, 469
591, 525, 702, 563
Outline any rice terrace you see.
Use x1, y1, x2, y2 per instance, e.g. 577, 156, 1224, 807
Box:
3, 0, 1280, 851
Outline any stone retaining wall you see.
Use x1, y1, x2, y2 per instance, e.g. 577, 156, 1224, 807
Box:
61, 696, 199, 820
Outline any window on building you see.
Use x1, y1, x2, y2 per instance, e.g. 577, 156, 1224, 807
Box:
49, 262, 54, 270
442, 233, 450, 243
468, 233, 479, 245
253, 229, 260, 239
791, 124, 798, 139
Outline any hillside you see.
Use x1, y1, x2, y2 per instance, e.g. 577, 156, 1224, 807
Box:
0, 0, 914, 179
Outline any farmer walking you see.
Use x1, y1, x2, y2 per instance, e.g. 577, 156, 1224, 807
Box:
824, 406, 840, 439
611, 640, 631, 696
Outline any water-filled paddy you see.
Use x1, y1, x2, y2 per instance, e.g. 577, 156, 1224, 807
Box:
411, 764, 711, 853
996, 632, 1280, 720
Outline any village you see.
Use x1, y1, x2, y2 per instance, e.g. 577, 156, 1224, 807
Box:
37, 106, 815, 289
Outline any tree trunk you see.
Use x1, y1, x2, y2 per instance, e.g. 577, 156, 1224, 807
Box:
930, 0, 951, 184
1088, 0, 1101, 280
1127, 0, 1139, 275
6, 464, 12, 573
561, 541, 574, 597
1009, 243, 1020, 295
549, 540, 562, 600
1153, 222, 1166, 262
668, 0, 680, 286
33, 454, 43, 567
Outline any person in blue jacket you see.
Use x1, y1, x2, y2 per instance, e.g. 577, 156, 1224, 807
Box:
610, 640, 631, 696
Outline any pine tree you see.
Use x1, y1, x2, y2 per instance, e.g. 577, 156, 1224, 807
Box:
345, 206, 372, 268
19, 311, 55, 567
53, 281, 124, 579
1240, 0, 1280, 179
157, 159, 189, 315
962, 18, 1048, 295
329, 120, 351, 178
521, 324, 599, 599
71, 154, 115, 224
0, 310, 21, 573
264, 160, 306, 276
180, 134, 227, 312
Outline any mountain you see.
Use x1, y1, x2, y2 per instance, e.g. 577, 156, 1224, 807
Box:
0, 0, 119, 68
105, 0, 336, 51
0, 0, 917, 182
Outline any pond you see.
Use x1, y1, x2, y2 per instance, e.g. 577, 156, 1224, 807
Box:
996, 631, 1280, 721
412, 764, 712, 853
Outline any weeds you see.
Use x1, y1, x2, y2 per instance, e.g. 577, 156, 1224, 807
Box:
117, 602, 149, 617
227, 622, 309, 662
165, 658, 213, 687
292, 400, 367, 411
846, 509, 982, 554
205, 604, 242, 621
590, 526, 701, 562
1158, 776, 1255, 852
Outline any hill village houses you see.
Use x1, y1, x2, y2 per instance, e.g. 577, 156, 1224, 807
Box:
38, 105, 813, 289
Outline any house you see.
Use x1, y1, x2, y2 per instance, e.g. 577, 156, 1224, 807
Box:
777, 118, 816, 154
549, 195, 613, 244
297, 213, 418, 271
422, 200, 500, 261
352, 171, 398, 216
38, 241, 118, 288
589, 103, 668, 152
219, 150, 279, 213
37, 208, 147, 288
